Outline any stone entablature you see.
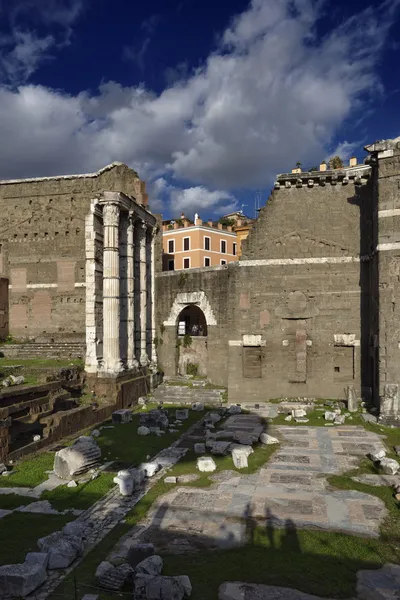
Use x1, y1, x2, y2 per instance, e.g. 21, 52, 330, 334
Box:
275, 164, 371, 189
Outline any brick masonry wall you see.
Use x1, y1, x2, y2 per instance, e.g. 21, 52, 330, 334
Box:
0, 164, 147, 341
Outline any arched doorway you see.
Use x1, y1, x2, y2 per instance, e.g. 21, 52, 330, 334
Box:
176, 305, 208, 376
177, 305, 208, 337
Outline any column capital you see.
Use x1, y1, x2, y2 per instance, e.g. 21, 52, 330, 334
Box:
103, 202, 120, 227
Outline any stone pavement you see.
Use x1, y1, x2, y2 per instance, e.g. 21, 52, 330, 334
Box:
144, 425, 388, 551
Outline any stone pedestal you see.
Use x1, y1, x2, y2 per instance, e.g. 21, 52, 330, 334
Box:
102, 203, 123, 375
379, 383, 400, 425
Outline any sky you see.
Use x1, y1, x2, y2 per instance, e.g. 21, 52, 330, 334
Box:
0, 0, 399, 219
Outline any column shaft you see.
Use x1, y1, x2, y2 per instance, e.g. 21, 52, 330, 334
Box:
127, 213, 138, 368
139, 221, 148, 366
102, 203, 123, 374
150, 230, 157, 367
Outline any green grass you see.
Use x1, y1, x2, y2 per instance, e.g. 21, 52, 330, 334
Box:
0, 512, 71, 566
0, 493, 36, 510
0, 358, 83, 368
0, 452, 54, 488
42, 472, 116, 511
96, 407, 208, 466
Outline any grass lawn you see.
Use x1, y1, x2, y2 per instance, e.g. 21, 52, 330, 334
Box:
42, 472, 116, 511
96, 407, 208, 466
0, 512, 71, 566
0, 358, 84, 368
0, 493, 36, 510
0, 452, 54, 488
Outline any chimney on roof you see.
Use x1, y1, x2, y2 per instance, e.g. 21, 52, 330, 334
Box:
292, 167, 302, 174
208, 220, 213, 227
349, 157, 357, 167
319, 161, 327, 172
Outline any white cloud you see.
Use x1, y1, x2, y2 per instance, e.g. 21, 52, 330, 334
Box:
0, 0, 398, 216
0, 0, 83, 84
171, 186, 237, 217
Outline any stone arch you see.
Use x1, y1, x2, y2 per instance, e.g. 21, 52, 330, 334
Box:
163, 291, 217, 327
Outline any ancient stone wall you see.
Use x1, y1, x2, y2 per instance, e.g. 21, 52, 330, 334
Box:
0, 163, 148, 341
156, 166, 375, 402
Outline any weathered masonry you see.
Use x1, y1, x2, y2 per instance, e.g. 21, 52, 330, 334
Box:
0, 162, 159, 384
156, 136, 400, 422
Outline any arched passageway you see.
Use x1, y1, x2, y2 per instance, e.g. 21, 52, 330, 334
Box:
177, 305, 208, 337
176, 305, 208, 376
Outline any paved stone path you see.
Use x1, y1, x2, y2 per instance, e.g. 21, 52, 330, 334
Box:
143, 425, 388, 552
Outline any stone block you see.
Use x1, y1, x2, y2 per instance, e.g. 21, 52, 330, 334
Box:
164, 476, 177, 484
324, 411, 336, 421
53, 436, 101, 480
370, 450, 386, 462
95, 561, 133, 591
191, 402, 204, 411
208, 413, 222, 424
138, 426, 151, 436
231, 447, 251, 469
197, 456, 217, 472
126, 543, 155, 568
259, 433, 279, 445
209, 441, 232, 455
380, 458, 399, 475
176, 409, 189, 420
334, 415, 346, 425
175, 575, 192, 597
0, 555, 48, 597
114, 470, 134, 496
194, 443, 206, 454
112, 409, 132, 424
38, 531, 84, 569
227, 405, 241, 415
140, 462, 160, 478
291, 409, 307, 418
135, 555, 163, 577
144, 575, 185, 600
346, 385, 358, 413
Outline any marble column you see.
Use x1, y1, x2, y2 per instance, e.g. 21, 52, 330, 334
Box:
149, 228, 157, 368
102, 202, 123, 374
85, 200, 99, 373
138, 220, 148, 366
127, 212, 138, 369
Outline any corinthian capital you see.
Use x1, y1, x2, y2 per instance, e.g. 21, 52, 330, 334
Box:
103, 203, 120, 227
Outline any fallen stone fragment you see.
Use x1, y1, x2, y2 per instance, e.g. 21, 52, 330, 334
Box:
197, 456, 217, 472
175, 575, 192, 597
112, 409, 132, 424
138, 396, 148, 406
135, 555, 163, 577
295, 418, 309, 424
210, 441, 232, 456
380, 458, 399, 475
0, 463, 6, 474
38, 531, 84, 569
334, 415, 346, 425
370, 450, 386, 462
176, 409, 189, 420
394, 446, 400, 456
231, 447, 251, 469
95, 560, 133, 591
357, 563, 400, 600
18, 500, 60, 515
138, 426, 151, 436
233, 432, 256, 445
284, 415, 292, 422
194, 443, 206, 454
218, 582, 337, 600
292, 409, 307, 418
33, 434, 41, 442
208, 413, 222, 424
0, 553, 48, 597
177, 474, 199, 483
145, 575, 185, 600
53, 436, 101, 480
114, 470, 134, 496
362, 413, 378, 424
165, 476, 177, 484
67, 480, 78, 488
140, 462, 160, 477
259, 433, 279, 445
227, 405, 241, 415
191, 402, 204, 411
91, 429, 101, 437
324, 411, 336, 421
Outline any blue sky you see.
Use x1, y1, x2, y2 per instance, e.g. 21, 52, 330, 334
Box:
0, 0, 399, 219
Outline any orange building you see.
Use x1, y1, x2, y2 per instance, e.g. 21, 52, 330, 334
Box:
162, 213, 238, 270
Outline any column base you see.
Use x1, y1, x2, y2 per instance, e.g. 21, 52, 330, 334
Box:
127, 359, 140, 370
149, 360, 158, 374
99, 359, 124, 377
140, 353, 149, 367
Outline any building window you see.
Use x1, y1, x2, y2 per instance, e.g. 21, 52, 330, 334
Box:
168, 259, 175, 271
233, 242, 237, 256
221, 240, 226, 253
221, 259, 227, 265
183, 237, 190, 251
183, 257, 190, 269
168, 239, 175, 254
204, 257, 210, 267
204, 236, 210, 251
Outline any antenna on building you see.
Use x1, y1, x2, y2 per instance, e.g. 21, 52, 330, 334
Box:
240, 203, 247, 215
255, 191, 261, 218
